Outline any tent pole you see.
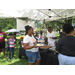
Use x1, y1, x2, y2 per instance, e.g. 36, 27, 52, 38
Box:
43, 19, 45, 40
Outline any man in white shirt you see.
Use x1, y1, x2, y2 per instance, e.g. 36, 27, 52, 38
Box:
46, 27, 57, 46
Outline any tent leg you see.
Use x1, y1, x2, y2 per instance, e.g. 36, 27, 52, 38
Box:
43, 19, 45, 42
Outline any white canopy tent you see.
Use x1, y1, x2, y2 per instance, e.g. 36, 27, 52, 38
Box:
5, 29, 20, 33
0, 9, 75, 39
16, 19, 35, 31
0, 9, 75, 21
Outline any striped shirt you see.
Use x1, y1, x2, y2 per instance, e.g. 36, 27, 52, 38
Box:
9, 38, 15, 48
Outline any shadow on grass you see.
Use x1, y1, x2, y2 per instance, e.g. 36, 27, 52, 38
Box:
0, 47, 29, 65
8, 57, 29, 65
0, 54, 29, 65
1, 37, 28, 65
0, 56, 29, 65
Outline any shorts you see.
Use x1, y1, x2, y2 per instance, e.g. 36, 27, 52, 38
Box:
0, 41, 5, 49
58, 53, 75, 65
25, 50, 41, 63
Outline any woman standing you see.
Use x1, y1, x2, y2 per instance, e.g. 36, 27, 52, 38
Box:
23, 25, 41, 65
56, 23, 75, 65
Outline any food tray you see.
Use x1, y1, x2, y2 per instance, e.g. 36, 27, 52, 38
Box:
36, 44, 44, 47
38, 40, 44, 43
40, 45, 52, 49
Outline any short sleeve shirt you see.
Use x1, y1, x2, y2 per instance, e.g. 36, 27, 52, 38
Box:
23, 35, 38, 52
9, 38, 15, 48
56, 36, 75, 56
19, 40, 23, 47
0, 32, 6, 43
47, 31, 56, 46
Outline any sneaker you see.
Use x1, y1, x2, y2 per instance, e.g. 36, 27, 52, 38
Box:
4, 56, 8, 58
8, 58, 10, 61
12, 57, 15, 59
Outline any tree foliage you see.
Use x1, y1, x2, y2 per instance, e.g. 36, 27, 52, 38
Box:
45, 20, 65, 31
36, 18, 75, 32
0, 18, 16, 32
0, 17, 74, 33
0, 17, 30, 32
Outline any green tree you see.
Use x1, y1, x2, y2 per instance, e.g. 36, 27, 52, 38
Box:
0, 18, 16, 32
45, 20, 65, 32
0, 17, 30, 32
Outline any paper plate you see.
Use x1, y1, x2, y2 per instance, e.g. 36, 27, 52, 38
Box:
36, 44, 44, 47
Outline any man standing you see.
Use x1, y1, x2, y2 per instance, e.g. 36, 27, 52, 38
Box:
39, 30, 44, 40
0, 27, 7, 57
46, 27, 57, 46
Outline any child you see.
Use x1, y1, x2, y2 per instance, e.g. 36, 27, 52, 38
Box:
8, 35, 15, 61
19, 36, 24, 47
6, 38, 9, 54
35, 35, 40, 41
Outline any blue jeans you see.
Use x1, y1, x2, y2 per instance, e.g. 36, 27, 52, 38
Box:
58, 53, 75, 65
9, 48, 14, 59
7, 45, 9, 52
25, 50, 41, 63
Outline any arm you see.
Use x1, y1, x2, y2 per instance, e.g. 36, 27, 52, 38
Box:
7, 39, 9, 43
13, 39, 16, 44
19, 44, 21, 47
19, 41, 21, 47
23, 43, 37, 49
3, 32, 6, 38
45, 37, 48, 43
23, 36, 37, 50
55, 50, 59, 53
52, 37, 57, 39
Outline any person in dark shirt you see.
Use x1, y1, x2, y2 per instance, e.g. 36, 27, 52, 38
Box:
56, 23, 75, 65
19, 36, 24, 47
59, 32, 66, 39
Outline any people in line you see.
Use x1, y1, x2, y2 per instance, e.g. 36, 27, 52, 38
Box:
2, 24, 75, 65
23, 25, 41, 65
0, 27, 7, 57
46, 27, 57, 46
8, 35, 16, 61
19, 36, 24, 47
56, 23, 75, 65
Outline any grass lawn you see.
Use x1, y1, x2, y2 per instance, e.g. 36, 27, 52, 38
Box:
0, 33, 60, 65
0, 35, 29, 65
